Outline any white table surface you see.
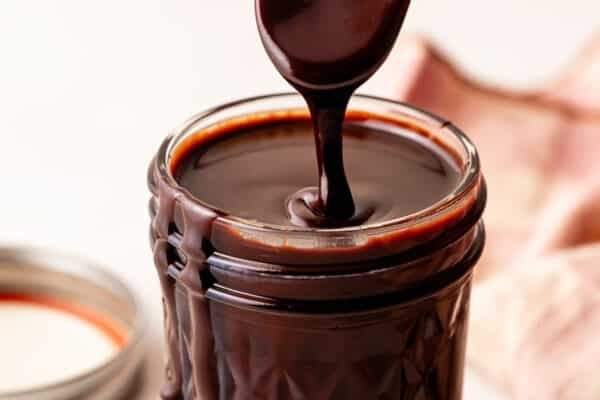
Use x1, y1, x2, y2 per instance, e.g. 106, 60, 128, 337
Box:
1, 1, 597, 398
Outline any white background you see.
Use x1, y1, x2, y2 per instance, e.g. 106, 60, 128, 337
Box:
1, 1, 598, 398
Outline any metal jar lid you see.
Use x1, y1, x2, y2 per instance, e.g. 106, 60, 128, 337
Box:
0, 246, 146, 400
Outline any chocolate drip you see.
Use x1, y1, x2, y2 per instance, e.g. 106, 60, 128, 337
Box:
150, 170, 182, 400
149, 159, 220, 400
304, 92, 356, 222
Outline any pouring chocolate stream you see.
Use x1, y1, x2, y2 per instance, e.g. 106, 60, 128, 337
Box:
255, 0, 412, 226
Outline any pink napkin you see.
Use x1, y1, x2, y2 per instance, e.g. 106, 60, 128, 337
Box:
394, 34, 600, 399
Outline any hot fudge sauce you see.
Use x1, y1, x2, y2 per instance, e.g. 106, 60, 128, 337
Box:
174, 112, 460, 228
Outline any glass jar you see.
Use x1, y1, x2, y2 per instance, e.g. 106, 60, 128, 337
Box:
148, 93, 486, 400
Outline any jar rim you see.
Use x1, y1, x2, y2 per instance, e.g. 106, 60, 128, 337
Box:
156, 92, 481, 239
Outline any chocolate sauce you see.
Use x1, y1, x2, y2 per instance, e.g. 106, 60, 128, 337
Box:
174, 114, 460, 228
256, 0, 412, 225
151, 170, 220, 400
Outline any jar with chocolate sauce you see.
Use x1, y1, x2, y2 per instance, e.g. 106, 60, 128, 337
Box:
148, 93, 486, 400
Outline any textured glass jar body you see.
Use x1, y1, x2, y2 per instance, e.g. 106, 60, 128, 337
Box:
199, 269, 473, 400
149, 94, 486, 400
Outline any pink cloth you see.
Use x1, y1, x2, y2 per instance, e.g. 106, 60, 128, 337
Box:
393, 34, 600, 399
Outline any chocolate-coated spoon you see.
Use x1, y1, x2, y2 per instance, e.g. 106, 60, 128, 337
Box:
256, 0, 412, 224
